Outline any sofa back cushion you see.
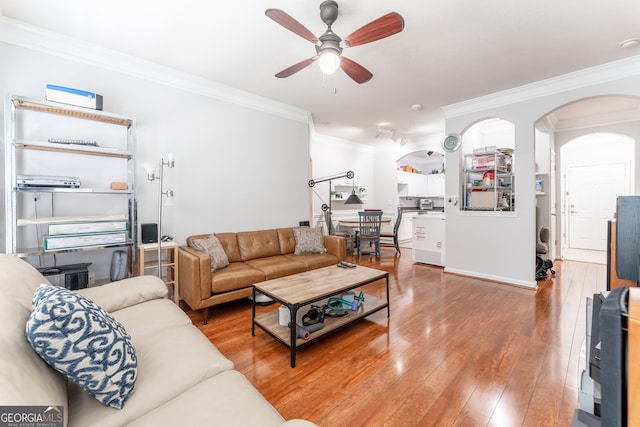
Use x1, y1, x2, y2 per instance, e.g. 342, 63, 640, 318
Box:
187, 233, 241, 263
0, 255, 68, 417
237, 229, 281, 261
276, 228, 296, 255
215, 233, 242, 263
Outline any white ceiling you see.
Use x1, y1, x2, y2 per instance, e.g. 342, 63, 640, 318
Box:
1, 0, 639, 145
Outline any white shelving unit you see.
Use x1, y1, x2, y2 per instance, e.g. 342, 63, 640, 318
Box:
4, 94, 137, 278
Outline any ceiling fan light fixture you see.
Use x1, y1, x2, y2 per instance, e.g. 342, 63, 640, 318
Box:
318, 50, 341, 74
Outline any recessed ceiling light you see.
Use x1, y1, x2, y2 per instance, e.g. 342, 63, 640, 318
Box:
619, 38, 640, 49
411, 104, 423, 111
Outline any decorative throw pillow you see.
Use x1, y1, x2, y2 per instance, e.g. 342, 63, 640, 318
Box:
191, 234, 229, 271
26, 284, 137, 409
293, 227, 327, 255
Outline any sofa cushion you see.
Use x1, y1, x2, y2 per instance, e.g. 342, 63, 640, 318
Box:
191, 234, 230, 271
237, 229, 282, 261
246, 256, 307, 280
67, 323, 234, 427
26, 285, 137, 409
277, 227, 297, 255
111, 298, 191, 340
0, 254, 51, 311
284, 253, 340, 270
215, 232, 243, 263
211, 262, 266, 294
293, 227, 327, 255
188, 233, 242, 263
127, 370, 287, 427
76, 275, 167, 313
0, 295, 68, 410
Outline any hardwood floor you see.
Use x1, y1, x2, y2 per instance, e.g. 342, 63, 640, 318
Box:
181, 251, 606, 426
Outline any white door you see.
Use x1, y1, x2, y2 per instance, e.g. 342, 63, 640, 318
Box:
567, 163, 625, 250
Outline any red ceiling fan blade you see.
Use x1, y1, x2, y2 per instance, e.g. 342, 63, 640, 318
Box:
266, 9, 318, 43
344, 12, 404, 48
340, 57, 373, 84
275, 56, 318, 78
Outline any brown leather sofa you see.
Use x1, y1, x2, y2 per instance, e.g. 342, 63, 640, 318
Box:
179, 227, 346, 324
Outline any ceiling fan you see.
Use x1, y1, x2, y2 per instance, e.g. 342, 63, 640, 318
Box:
266, 1, 404, 84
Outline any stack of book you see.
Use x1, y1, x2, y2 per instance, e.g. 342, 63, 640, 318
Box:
43, 218, 129, 251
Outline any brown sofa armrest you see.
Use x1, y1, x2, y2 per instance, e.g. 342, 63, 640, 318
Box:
323, 235, 346, 262
178, 246, 212, 310
629, 288, 640, 425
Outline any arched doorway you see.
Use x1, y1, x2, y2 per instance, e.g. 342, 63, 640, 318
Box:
395, 149, 445, 247
535, 95, 640, 264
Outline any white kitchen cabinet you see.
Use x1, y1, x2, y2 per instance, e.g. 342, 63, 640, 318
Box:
397, 171, 427, 197
426, 174, 445, 196
398, 211, 417, 242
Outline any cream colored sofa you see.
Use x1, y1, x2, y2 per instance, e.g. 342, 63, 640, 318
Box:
0, 254, 315, 427
179, 227, 346, 324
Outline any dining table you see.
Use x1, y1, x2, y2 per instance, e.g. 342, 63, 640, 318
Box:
337, 217, 392, 255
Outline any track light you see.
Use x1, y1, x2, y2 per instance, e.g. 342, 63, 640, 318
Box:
375, 125, 408, 146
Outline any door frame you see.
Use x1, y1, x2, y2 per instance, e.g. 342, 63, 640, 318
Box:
560, 134, 634, 259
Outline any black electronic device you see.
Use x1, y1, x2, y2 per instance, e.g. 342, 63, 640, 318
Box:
337, 261, 356, 268
141, 223, 158, 243
39, 263, 91, 290
599, 287, 628, 427
588, 292, 604, 386
585, 287, 629, 426
614, 196, 640, 284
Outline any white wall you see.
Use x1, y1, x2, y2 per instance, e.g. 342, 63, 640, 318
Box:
309, 133, 374, 227
0, 23, 311, 279
443, 59, 640, 288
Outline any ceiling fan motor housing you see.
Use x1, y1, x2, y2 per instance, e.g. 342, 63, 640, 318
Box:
320, 1, 339, 27
316, 32, 342, 56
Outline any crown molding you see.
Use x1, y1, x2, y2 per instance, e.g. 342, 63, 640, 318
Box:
311, 131, 375, 153
0, 16, 310, 124
442, 55, 640, 118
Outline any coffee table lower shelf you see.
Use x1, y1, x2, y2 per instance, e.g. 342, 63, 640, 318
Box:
253, 294, 387, 365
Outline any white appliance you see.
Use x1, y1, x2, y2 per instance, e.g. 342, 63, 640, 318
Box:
412, 213, 445, 266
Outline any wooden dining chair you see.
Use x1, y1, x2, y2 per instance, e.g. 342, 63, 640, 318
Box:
324, 211, 354, 254
357, 211, 383, 258
380, 207, 402, 254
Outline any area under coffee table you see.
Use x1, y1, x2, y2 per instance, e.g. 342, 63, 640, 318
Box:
251, 265, 390, 367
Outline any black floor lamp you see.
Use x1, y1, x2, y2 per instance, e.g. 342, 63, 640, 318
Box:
308, 170, 363, 234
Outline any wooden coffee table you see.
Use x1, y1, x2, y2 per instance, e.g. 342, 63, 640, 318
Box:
251, 265, 389, 367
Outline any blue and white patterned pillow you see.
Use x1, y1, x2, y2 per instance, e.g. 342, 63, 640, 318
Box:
26, 284, 137, 409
